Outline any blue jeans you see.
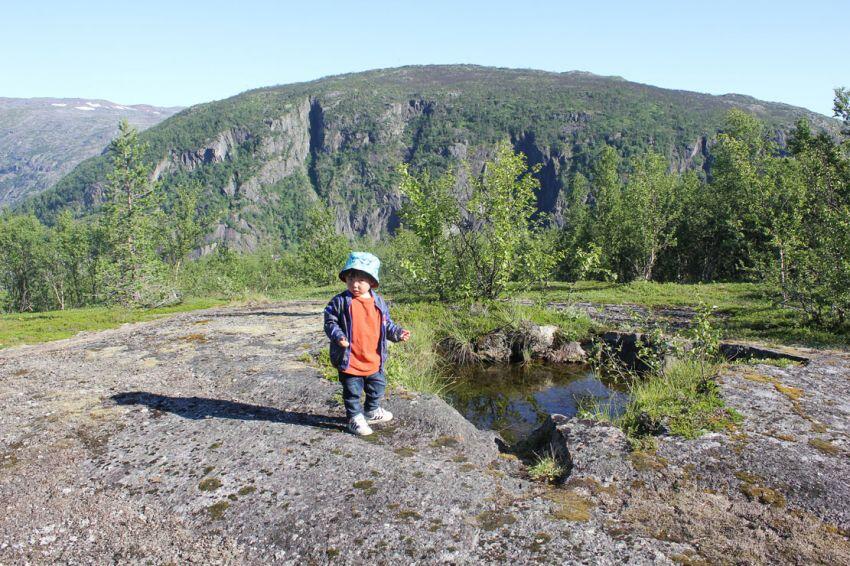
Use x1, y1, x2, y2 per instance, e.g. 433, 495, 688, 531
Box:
339, 370, 386, 420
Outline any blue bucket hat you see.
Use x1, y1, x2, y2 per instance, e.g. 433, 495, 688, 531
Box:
339, 252, 381, 287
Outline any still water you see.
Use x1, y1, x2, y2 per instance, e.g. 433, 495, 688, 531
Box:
444, 363, 628, 444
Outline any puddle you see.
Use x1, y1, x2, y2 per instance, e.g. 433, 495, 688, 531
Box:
445, 363, 628, 444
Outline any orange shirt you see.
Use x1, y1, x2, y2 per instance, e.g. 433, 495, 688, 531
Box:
346, 294, 381, 376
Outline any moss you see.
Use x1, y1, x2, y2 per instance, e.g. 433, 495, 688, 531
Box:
734, 470, 765, 484
808, 438, 840, 455
476, 510, 517, 531
460, 463, 476, 472
670, 551, 709, 565
1, 448, 19, 470
430, 436, 460, 448
568, 477, 617, 496
629, 451, 668, 472
742, 371, 773, 384
545, 489, 593, 522
353, 480, 374, 490
206, 501, 230, 520
739, 483, 786, 507
198, 478, 222, 491
774, 383, 804, 401
397, 510, 421, 521
208, 442, 222, 450
766, 431, 797, 442
180, 333, 208, 343
238, 486, 256, 496
394, 447, 416, 458
202, 465, 215, 475
451, 455, 468, 463
810, 422, 828, 433
326, 548, 340, 558
528, 532, 552, 553
360, 424, 396, 444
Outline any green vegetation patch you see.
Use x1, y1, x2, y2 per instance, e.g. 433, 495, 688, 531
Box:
545, 489, 594, 522
0, 298, 223, 349
518, 281, 849, 348
206, 501, 230, 520
739, 483, 786, 508
198, 477, 222, 491
528, 453, 565, 483
620, 359, 742, 440
808, 438, 840, 455
476, 510, 517, 531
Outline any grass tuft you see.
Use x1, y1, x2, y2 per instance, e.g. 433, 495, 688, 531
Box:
527, 452, 565, 483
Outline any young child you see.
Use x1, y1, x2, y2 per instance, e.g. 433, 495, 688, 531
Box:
324, 252, 410, 435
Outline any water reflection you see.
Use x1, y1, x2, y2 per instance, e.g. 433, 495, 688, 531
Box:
445, 363, 628, 444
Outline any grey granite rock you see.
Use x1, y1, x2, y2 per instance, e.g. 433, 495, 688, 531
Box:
1, 302, 848, 564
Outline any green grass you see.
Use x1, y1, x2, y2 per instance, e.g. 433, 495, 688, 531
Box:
0, 297, 225, 349
517, 280, 849, 348
618, 358, 742, 440
527, 452, 565, 483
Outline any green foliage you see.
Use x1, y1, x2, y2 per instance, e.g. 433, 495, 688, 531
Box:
834, 86, 850, 139
177, 246, 300, 299
294, 202, 350, 286
618, 153, 689, 281
564, 146, 694, 283
619, 358, 739, 439
397, 144, 561, 300
460, 143, 543, 298
527, 452, 565, 483
781, 118, 850, 327
99, 120, 176, 307
162, 180, 205, 272
588, 311, 739, 442
396, 164, 460, 300
0, 214, 51, 311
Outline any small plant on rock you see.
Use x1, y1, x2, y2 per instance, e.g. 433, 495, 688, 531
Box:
528, 451, 565, 483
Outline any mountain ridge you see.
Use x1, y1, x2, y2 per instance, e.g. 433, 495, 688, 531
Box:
18, 65, 839, 252
0, 97, 182, 206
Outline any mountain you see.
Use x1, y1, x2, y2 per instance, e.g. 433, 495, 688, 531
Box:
19, 65, 837, 252
0, 97, 182, 206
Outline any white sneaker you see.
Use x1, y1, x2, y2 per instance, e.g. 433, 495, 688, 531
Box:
348, 414, 373, 436
366, 407, 393, 424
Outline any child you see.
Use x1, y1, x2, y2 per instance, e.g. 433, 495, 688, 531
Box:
323, 252, 410, 435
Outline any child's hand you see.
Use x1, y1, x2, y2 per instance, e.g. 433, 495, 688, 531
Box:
400, 329, 411, 342
338, 338, 350, 348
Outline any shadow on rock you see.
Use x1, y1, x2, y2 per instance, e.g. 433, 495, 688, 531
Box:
110, 392, 345, 431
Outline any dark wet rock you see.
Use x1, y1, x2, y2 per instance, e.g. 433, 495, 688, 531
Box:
473, 331, 511, 363
719, 342, 810, 364
546, 340, 587, 363
528, 415, 635, 485
522, 324, 559, 357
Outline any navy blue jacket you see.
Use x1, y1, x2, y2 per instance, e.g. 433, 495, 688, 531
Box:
323, 290, 405, 372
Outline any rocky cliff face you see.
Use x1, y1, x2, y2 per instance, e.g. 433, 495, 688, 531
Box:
24, 66, 839, 252
0, 98, 181, 206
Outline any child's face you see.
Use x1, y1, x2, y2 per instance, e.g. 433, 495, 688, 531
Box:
345, 271, 374, 298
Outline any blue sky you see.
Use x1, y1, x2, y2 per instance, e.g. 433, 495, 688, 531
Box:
1, 0, 846, 116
